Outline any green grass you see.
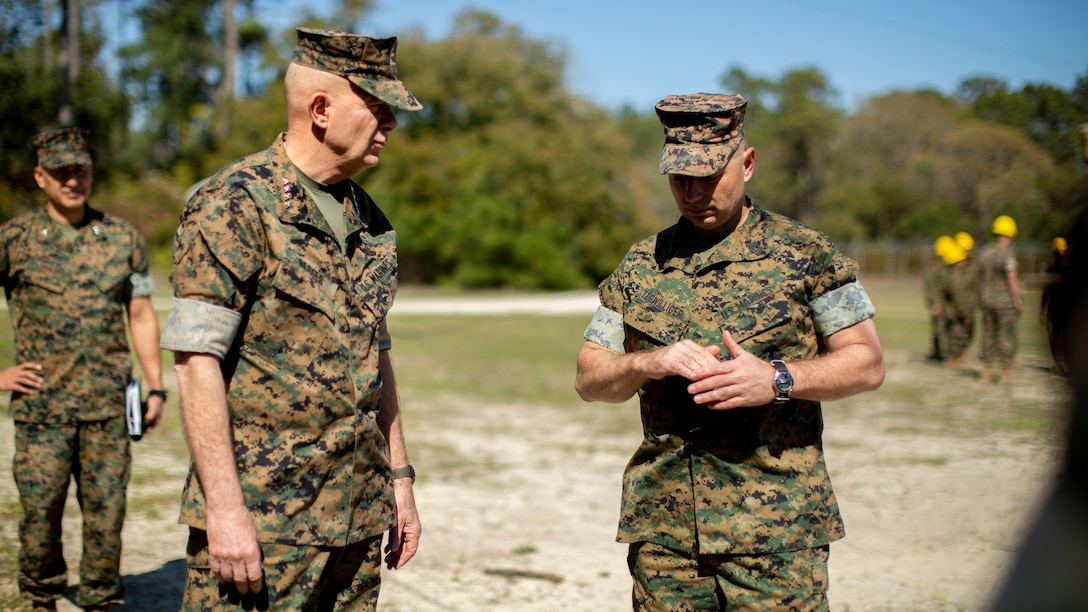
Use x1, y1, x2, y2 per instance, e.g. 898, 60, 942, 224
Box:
388, 313, 588, 408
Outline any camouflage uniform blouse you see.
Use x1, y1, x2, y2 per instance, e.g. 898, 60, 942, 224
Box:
976, 242, 1017, 310
584, 199, 875, 555
0, 206, 152, 423
160, 135, 398, 547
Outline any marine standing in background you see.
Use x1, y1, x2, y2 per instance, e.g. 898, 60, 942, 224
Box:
159, 28, 422, 610
0, 128, 165, 611
1041, 236, 1070, 374
976, 215, 1023, 384
575, 93, 885, 609
925, 235, 954, 361
935, 242, 978, 367
952, 231, 977, 353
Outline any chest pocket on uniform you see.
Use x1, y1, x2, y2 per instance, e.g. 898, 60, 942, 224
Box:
91, 243, 134, 296
354, 230, 397, 325
622, 297, 690, 354
712, 285, 805, 360
244, 255, 338, 373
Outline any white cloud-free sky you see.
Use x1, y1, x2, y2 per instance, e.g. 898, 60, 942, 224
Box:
279, 0, 1085, 112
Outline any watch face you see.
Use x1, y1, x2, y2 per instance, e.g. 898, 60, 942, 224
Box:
773, 362, 793, 395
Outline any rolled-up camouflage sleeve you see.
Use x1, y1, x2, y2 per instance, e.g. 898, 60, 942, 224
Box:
583, 305, 625, 353
582, 263, 628, 353
805, 238, 876, 338
160, 298, 242, 358
160, 178, 264, 356
811, 281, 875, 338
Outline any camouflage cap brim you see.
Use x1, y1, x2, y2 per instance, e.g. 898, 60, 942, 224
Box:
346, 75, 423, 112
659, 140, 741, 177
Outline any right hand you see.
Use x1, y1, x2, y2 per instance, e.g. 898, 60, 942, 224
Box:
0, 363, 43, 393
207, 508, 264, 595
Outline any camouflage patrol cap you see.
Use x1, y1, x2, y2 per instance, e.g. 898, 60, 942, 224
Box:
655, 93, 747, 177
292, 27, 422, 111
31, 128, 92, 169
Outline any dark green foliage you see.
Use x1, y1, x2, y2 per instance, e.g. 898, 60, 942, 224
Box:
0, 3, 1084, 286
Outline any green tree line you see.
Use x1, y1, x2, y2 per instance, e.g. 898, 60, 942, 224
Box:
2, 0, 1086, 288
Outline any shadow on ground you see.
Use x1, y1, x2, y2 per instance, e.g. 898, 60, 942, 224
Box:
61, 558, 185, 611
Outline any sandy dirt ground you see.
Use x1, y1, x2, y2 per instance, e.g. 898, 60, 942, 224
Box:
0, 308, 1070, 611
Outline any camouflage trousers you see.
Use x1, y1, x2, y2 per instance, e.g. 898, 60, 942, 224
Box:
13, 418, 131, 608
628, 541, 829, 611
183, 528, 383, 611
980, 307, 1019, 368
941, 315, 974, 360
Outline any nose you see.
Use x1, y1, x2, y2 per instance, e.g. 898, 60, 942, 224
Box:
684, 178, 704, 202
380, 106, 399, 132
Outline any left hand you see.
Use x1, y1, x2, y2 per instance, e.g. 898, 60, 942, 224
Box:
143, 393, 165, 434
686, 330, 776, 410
384, 479, 421, 570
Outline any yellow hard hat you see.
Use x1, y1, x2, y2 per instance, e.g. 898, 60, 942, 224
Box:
934, 235, 955, 256
942, 244, 966, 266
992, 215, 1017, 238
954, 231, 974, 251
1052, 236, 1067, 255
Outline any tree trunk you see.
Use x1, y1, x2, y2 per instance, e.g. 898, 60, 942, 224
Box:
217, 0, 237, 141
58, 0, 79, 127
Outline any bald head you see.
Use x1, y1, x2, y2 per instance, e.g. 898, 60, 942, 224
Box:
284, 62, 352, 131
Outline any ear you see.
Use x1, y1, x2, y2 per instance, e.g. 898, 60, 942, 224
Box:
309, 91, 332, 129
33, 166, 46, 189
741, 146, 756, 182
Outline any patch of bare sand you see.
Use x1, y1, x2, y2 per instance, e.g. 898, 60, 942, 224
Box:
0, 346, 1068, 611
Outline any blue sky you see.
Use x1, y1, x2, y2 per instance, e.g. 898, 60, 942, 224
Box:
274, 0, 1086, 113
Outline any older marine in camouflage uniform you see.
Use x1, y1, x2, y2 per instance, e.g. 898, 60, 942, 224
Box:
0, 128, 165, 611
976, 215, 1023, 384
576, 94, 885, 611
159, 28, 421, 610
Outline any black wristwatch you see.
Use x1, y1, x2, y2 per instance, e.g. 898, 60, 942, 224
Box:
147, 389, 168, 402
770, 360, 793, 403
392, 465, 416, 483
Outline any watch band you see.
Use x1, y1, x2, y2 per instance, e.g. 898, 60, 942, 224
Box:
147, 389, 169, 401
392, 465, 416, 482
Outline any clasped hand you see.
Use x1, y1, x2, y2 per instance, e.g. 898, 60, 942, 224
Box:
649, 331, 776, 410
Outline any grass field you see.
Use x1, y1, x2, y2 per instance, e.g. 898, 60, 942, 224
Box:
0, 277, 1069, 610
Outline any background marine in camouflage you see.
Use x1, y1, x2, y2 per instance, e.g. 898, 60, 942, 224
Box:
160, 27, 422, 610
0, 127, 165, 611
976, 215, 1023, 384
576, 93, 885, 610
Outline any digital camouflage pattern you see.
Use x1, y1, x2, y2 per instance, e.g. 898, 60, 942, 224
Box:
976, 242, 1018, 310
935, 259, 978, 360
31, 127, 92, 169
292, 27, 422, 111
628, 541, 829, 610
184, 529, 382, 610
0, 206, 151, 422
590, 198, 875, 555
0, 202, 147, 607
14, 419, 130, 607
976, 241, 1020, 368
655, 93, 747, 177
161, 134, 399, 547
